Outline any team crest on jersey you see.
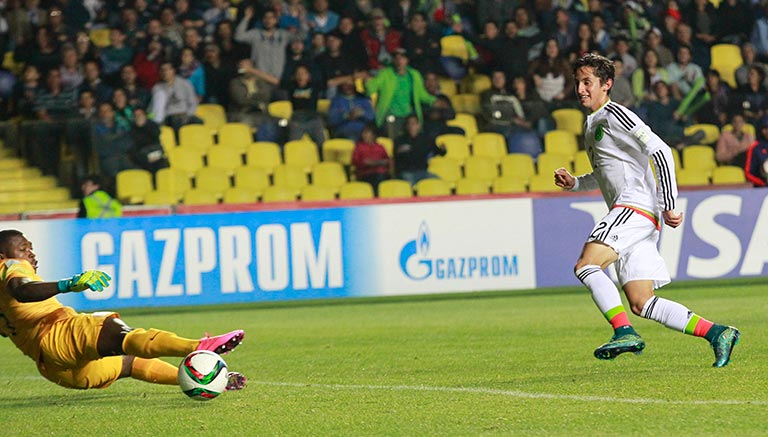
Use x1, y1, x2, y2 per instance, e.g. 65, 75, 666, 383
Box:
595, 124, 605, 141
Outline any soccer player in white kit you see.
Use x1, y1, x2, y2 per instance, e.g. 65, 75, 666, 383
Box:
554, 53, 740, 367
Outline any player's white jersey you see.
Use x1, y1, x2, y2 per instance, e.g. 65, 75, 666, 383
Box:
574, 100, 678, 218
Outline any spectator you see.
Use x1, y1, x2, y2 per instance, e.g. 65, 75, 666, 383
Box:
129, 107, 169, 174
281, 35, 315, 90
631, 49, 668, 104
181, 26, 206, 60
235, 7, 291, 81
471, 20, 504, 75
150, 61, 201, 134
717, 0, 752, 45
46, 5, 74, 44
336, 15, 370, 72
202, 44, 232, 106
528, 38, 574, 108
214, 20, 251, 74
716, 113, 753, 168
480, 70, 530, 138
76, 90, 97, 120
10, 64, 43, 119
160, 6, 184, 50
73, 31, 99, 63
694, 69, 732, 127
566, 22, 600, 63
119, 7, 142, 48
682, 0, 718, 47
315, 30, 358, 98
100, 27, 134, 83
119, 64, 151, 109
351, 123, 390, 194
477, 0, 517, 29
307, 0, 339, 34
422, 95, 464, 142
644, 27, 674, 68
750, 5, 768, 63
610, 36, 637, 79
203, 0, 235, 37
745, 117, 768, 186
34, 68, 78, 122
327, 79, 375, 140
610, 57, 635, 109
79, 60, 114, 104
112, 88, 134, 131
364, 48, 435, 138
174, 0, 204, 30
77, 174, 122, 219
360, 8, 402, 72
673, 22, 709, 71
92, 101, 136, 182
590, 13, 611, 53
18, 26, 61, 75
733, 65, 768, 130
514, 6, 543, 61
308, 30, 326, 58
640, 80, 703, 150
283, 63, 326, 147
277, 0, 310, 38
423, 71, 452, 102
133, 40, 165, 91
401, 12, 441, 78
667, 45, 704, 101
59, 45, 83, 91
227, 58, 279, 142
393, 114, 445, 186
735, 43, 768, 90
511, 75, 552, 138
178, 46, 206, 101
551, 8, 576, 52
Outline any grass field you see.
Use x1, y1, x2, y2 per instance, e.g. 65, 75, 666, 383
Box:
1, 279, 766, 436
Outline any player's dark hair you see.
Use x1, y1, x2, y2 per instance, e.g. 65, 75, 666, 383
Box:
0, 229, 23, 254
573, 53, 615, 85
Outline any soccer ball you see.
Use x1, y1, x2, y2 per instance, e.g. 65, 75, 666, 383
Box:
178, 350, 229, 401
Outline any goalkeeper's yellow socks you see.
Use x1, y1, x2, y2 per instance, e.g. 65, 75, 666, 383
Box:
122, 328, 197, 358
131, 357, 178, 385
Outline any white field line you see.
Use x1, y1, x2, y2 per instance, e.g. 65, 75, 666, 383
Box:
254, 381, 768, 406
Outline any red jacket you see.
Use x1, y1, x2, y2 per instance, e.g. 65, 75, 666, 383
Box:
352, 141, 390, 177
360, 28, 402, 71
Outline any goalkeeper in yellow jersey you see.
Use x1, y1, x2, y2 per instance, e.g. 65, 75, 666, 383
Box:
0, 229, 247, 391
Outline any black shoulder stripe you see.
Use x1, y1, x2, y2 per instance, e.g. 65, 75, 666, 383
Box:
605, 103, 636, 131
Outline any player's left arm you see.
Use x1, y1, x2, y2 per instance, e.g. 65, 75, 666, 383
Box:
5, 268, 111, 303
6, 278, 62, 303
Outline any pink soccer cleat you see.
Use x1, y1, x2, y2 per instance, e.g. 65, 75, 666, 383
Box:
225, 372, 247, 391
196, 330, 245, 355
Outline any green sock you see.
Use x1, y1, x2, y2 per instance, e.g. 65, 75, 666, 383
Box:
614, 325, 638, 337
704, 324, 728, 343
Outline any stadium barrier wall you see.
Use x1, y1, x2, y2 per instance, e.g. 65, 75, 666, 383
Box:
5, 187, 767, 311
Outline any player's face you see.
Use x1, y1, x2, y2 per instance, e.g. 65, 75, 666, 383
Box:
0, 235, 38, 270
575, 66, 612, 112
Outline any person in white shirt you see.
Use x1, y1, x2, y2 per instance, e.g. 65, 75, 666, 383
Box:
553, 53, 740, 368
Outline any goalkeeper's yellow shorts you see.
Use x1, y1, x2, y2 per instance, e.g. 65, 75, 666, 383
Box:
37, 311, 123, 389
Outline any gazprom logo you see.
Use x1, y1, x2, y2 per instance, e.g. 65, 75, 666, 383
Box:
398, 222, 519, 281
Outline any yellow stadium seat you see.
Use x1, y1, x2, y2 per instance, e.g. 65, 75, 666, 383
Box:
116, 169, 153, 204
0, 157, 26, 169
677, 168, 711, 186
2, 51, 22, 75
195, 103, 227, 134
455, 177, 490, 195
0, 167, 42, 180
684, 124, 720, 145
160, 126, 176, 152
682, 145, 716, 174
437, 76, 457, 96
711, 165, 746, 184
0, 187, 69, 203
183, 188, 220, 205
178, 124, 215, 156
338, 181, 375, 199
268, 100, 293, 120
206, 145, 244, 175
283, 139, 319, 173
23, 200, 79, 212
447, 113, 478, 139
427, 156, 462, 187
233, 167, 270, 197
317, 98, 331, 115
217, 122, 253, 154
500, 153, 535, 181
436, 134, 471, 165
528, 174, 561, 192
451, 93, 481, 115
573, 150, 592, 175
536, 152, 573, 175
194, 167, 231, 198
312, 161, 348, 193
144, 189, 180, 206
551, 108, 585, 136
378, 179, 413, 198
544, 129, 578, 156
440, 35, 469, 61
376, 136, 394, 157
463, 155, 498, 186
322, 138, 356, 165
245, 141, 282, 174
301, 185, 337, 201
669, 146, 681, 170
167, 147, 205, 177
722, 122, 756, 138
261, 185, 297, 203
414, 178, 451, 196
710, 44, 742, 88
222, 187, 257, 204
0, 175, 57, 192
461, 73, 491, 94
89, 28, 111, 48
154, 167, 192, 200
472, 132, 506, 164
492, 176, 528, 194
272, 164, 309, 194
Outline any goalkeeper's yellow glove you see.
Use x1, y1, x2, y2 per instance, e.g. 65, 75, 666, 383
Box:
57, 270, 111, 292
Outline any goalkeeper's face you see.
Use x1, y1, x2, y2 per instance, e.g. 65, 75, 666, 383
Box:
0, 234, 38, 271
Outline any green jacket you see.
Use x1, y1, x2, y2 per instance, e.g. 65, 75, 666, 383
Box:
365, 66, 437, 126
82, 190, 122, 219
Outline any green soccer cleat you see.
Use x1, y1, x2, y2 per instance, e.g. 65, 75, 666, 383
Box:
711, 326, 740, 368
594, 333, 646, 360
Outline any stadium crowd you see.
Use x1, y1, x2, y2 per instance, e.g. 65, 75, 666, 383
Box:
1, 0, 768, 196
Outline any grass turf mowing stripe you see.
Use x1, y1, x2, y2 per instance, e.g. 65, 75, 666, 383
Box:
254, 381, 768, 406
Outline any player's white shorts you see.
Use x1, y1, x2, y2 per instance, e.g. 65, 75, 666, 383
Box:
586, 206, 670, 289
